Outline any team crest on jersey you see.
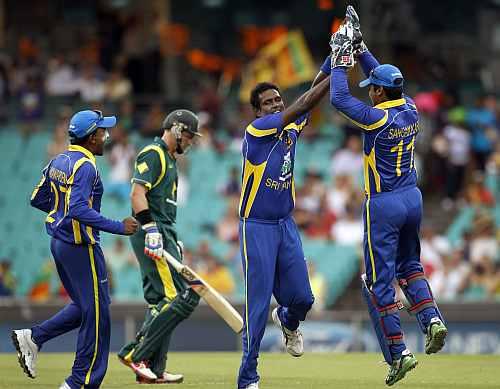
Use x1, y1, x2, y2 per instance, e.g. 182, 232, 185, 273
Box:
279, 151, 292, 181
279, 130, 294, 150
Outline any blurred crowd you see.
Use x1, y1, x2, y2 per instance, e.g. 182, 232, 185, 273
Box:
0, 4, 498, 307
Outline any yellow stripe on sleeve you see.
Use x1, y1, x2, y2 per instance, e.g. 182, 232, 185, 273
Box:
246, 124, 278, 137
283, 117, 308, 133
339, 109, 388, 131
84, 244, 100, 385
31, 175, 46, 201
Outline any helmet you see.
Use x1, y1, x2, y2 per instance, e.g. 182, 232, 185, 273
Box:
162, 109, 200, 137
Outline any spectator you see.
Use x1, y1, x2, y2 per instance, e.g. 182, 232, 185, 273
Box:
330, 134, 363, 181
330, 200, 363, 246
467, 94, 498, 171
469, 215, 498, 265
106, 125, 136, 202
140, 102, 164, 136
441, 107, 471, 209
78, 65, 106, 103
17, 75, 44, 136
216, 201, 239, 243
118, 100, 138, 132
47, 106, 72, 159
219, 166, 241, 198
28, 260, 55, 302
104, 67, 132, 102
463, 256, 497, 300
198, 256, 235, 296
326, 174, 356, 219
294, 169, 326, 229
429, 246, 469, 301
45, 54, 79, 97
0, 259, 16, 297
465, 171, 495, 208
420, 224, 449, 277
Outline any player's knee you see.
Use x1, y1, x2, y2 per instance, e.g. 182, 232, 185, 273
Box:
171, 289, 199, 319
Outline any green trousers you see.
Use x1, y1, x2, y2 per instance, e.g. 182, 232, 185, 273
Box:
118, 225, 199, 376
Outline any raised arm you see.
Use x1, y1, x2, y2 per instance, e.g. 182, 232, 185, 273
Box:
281, 75, 330, 125
330, 67, 387, 131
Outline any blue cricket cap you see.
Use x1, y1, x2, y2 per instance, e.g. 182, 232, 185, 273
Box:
359, 64, 404, 88
68, 110, 117, 140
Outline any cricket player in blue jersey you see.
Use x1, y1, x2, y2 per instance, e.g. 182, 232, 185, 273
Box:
325, 7, 448, 386
237, 71, 331, 389
12, 110, 139, 389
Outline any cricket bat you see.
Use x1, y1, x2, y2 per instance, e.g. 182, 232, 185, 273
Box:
162, 249, 244, 333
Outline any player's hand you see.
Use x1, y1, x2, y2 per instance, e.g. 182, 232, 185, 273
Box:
122, 217, 139, 235
346, 5, 367, 56
143, 222, 163, 260
329, 23, 355, 69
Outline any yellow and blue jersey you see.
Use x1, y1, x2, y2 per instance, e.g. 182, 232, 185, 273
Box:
330, 54, 419, 196
239, 112, 308, 220
30, 145, 124, 245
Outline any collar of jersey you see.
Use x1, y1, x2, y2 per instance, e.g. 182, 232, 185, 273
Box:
374, 98, 406, 110
68, 145, 96, 163
154, 136, 169, 150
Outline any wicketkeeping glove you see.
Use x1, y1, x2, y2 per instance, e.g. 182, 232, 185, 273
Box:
143, 222, 163, 260
346, 5, 368, 55
329, 22, 355, 68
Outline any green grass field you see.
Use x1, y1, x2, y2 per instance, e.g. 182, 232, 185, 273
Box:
1, 352, 498, 388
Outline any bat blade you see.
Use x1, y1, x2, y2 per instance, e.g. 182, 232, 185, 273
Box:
162, 250, 244, 333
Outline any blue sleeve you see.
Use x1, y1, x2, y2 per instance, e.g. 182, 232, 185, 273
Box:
358, 51, 380, 77
30, 164, 51, 213
284, 113, 309, 137
245, 112, 284, 141
67, 162, 124, 234
330, 68, 388, 131
320, 55, 331, 75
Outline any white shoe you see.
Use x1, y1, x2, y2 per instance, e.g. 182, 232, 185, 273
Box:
118, 355, 157, 380
59, 381, 71, 389
136, 371, 184, 384
12, 329, 38, 378
243, 382, 259, 389
271, 307, 304, 357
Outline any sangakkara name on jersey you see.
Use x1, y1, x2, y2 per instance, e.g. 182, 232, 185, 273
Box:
387, 122, 419, 139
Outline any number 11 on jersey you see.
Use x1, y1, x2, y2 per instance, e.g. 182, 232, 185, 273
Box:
390, 136, 415, 176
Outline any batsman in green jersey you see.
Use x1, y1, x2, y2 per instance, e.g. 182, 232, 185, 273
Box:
118, 109, 201, 384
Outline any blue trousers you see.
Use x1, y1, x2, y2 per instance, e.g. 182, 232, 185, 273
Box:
31, 238, 111, 389
237, 216, 314, 388
364, 187, 438, 358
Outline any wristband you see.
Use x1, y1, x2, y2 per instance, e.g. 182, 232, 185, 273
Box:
136, 209, 153, 225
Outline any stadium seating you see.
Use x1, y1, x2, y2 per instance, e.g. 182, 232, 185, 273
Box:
1, 129, 360, 306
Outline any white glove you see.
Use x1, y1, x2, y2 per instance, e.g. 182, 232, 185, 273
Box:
143, 222, 163, 260
329, 22, 355, 68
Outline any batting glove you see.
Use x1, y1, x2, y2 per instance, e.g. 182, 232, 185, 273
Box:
346, 5, 368, 55
143, 222, 163, 260
329, 23, 355, 69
